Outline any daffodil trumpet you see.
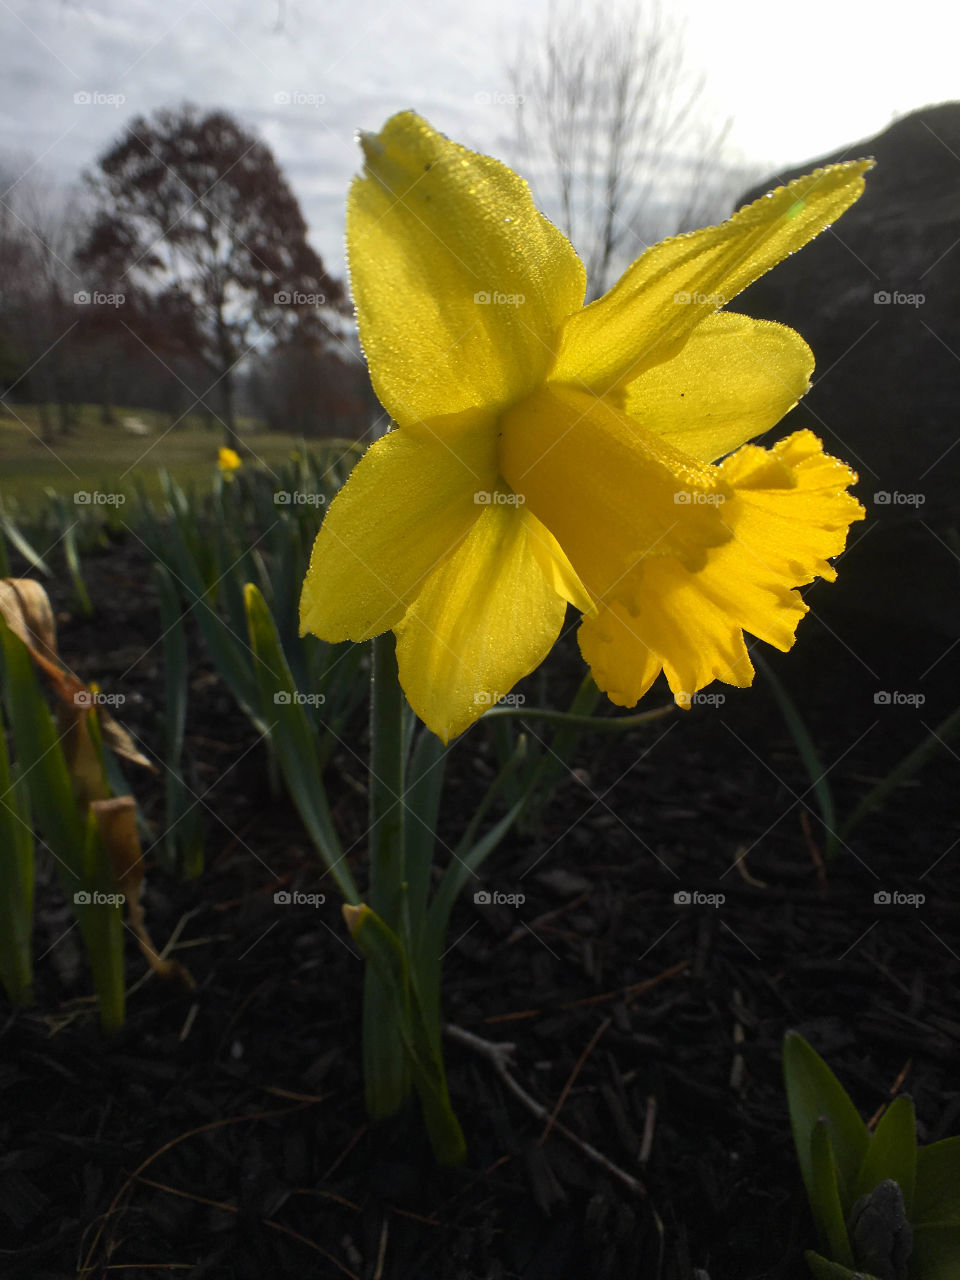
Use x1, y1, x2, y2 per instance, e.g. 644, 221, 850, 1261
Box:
298, 111, 870, 1163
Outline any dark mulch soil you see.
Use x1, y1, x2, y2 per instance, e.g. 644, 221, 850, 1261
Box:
1, 534, 957, 1280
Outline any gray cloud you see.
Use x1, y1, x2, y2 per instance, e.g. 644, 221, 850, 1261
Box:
4, 0, 547, 275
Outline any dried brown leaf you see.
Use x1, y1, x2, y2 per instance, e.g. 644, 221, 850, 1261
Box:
92, 797, 193, 990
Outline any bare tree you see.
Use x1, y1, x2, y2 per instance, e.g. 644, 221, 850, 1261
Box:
511, 0, 739, 297
0, 163, 85, 439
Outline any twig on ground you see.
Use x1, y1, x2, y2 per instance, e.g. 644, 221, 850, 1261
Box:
446, 1023, 645, 1196
539, 1015, 612, 1144
639, 1095, 657, 1166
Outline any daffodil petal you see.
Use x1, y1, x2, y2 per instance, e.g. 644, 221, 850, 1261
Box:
348, 110, 585, 432
394, 504, 567, 742
715, 428, 865, 587
622, 312, 814, 462
523, 511, 594, 613
575, 599, 664, 709
551, 160, 871, 397
578, 591, 753, 709
500, 383, 731, 605
578, 429, 864, 706
299, 413, 498, 642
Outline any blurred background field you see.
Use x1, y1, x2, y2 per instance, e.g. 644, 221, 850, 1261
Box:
0, 403, 309, 509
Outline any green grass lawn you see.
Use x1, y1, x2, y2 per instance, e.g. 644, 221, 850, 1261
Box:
0, 404, 317, 512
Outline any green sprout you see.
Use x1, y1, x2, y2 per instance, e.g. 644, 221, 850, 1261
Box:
783, 1031, 960, 1279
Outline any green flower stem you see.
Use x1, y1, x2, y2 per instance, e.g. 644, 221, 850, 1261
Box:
839, 702, 960, 841
349, 903, 465, 1166
368, 632, 407, 929
361, 635, 467, 1163
483, 699, 674, 732
363, 632, 412, 1118
513, 672, 604, 830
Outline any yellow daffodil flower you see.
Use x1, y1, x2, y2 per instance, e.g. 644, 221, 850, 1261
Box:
218, 446, 242, 473
300, 111, 870, 743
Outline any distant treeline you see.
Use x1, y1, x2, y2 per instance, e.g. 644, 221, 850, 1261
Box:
0, 105, 377, 443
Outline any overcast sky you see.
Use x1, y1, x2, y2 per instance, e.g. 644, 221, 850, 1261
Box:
4, 0, 958, 275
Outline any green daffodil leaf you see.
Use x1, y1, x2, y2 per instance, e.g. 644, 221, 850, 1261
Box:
914, 1137, 960, 1227
804, 1251, 883, 1280
851, 1094, 917, 1217
784, 1031, 871, 1215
